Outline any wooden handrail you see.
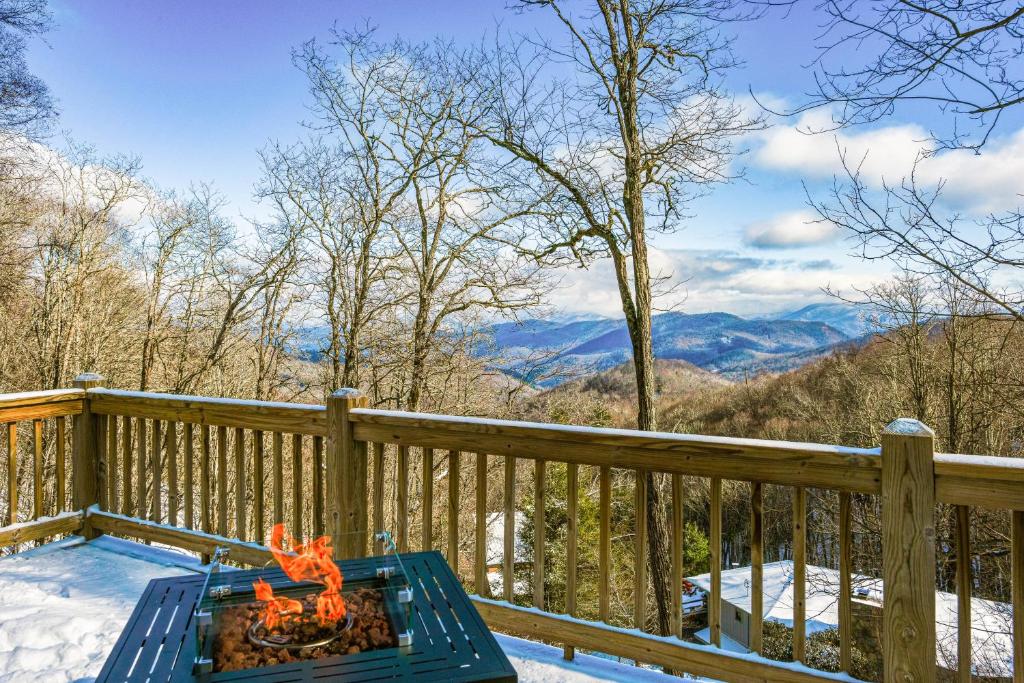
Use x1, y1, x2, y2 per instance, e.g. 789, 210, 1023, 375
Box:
87, 388, 326, 435
348, 408, 884, 493
935, 453, 1024, 510
0, 388, 84, 422
77, 389, 1024, 506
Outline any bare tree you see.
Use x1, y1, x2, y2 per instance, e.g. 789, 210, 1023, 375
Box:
472, 0, 760, 635
812, 156, 1024, 326
26, 143, 145, 389
277, 29, 548, 410
0, 0, 53, 135
265, 30, 437, 393
385, 42, 548, 412
806, 0, 1024, 149
247, 219, 303, 401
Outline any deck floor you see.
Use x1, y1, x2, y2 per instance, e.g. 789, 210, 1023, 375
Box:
0, 536, 689, 683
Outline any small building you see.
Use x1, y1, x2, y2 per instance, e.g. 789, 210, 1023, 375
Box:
687, 561, 1013, 679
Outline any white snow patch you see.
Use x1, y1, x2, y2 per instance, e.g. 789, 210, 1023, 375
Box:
688, 560, 1014, 678
0, 389, 81, 404
0, 535, 198, 682
496, 633, 713, 682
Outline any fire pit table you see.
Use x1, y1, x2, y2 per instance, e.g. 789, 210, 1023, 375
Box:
96, 545, 517, 682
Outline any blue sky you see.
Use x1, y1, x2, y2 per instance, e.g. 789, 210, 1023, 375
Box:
25, 1, 1023, 317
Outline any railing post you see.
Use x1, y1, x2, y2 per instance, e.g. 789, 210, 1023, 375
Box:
881, 418, 936, 683
72, 373, 105, 539
326, 388, 368, 559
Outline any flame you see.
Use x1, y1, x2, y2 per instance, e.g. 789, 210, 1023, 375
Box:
252, 523, 346, 629
252, 578, 303, 630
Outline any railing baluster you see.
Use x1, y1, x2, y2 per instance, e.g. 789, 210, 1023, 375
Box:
564, 462, 578, 661
7, 423, 17, 525
33, 419, 43, 520
750, 481, 763, 654
448, 449, 460, 576
216, 425, 227, 536
56, 417, 66, 514
839, 491, 852, 672
634, 468, 647, 632
792, 485, 807, 662
183, 423, 194, 530
166, 421, 178, 527
671, 473, 683, 639
710, 476, 721, 647
235, 427, 245, 540
121, 415, 133, 516
1013, 510, 1024, 683
106, 415, 118, 514
599, 465, 611, 622
397, 445, 408, 553
136, 417, 147, 520
372, 442, 384, 554
475, 452, 488, 596
422, 447, 433, 551
150, 419, 162, 522
313, 435, 324, 538
534, 458, 546, 610
200, 424, 211, 534
956, 504, 971, 683
272, 432, 283, 526
252, 430, 264, 543
503, 455, 515, 603
96, 415, 108, 511
292, 433, 302, 539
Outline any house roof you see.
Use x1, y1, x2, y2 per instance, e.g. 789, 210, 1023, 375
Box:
687, 561, 1012, 678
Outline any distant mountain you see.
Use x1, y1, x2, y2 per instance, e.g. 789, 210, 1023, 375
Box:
771, 303, 874, 338
481, 311, 852, 386
558, 358, 730, 399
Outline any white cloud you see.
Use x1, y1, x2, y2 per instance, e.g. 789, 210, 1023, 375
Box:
754, 109, 927, 181
549, 247, 885, 318
752, 110, 1024, 214
743, 210, 838, 249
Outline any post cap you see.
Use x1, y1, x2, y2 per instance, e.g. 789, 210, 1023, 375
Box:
72, 372, 105, 387
883, 418, 935, 437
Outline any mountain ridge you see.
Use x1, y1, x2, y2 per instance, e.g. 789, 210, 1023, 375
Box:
483, 308, 855, 386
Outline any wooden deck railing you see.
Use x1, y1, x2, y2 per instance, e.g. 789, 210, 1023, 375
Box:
1, 374, 1022, 682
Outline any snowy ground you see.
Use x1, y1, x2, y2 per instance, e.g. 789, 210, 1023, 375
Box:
0, 536, 199, 682
0, 536, 689, 683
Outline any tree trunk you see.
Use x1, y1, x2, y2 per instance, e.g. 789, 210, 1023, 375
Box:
619, 68, 674, 635
623, 312, 673, 636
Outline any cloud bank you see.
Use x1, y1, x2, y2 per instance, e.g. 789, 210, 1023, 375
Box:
550, 247, 882, 318
751, 108, 1024, 214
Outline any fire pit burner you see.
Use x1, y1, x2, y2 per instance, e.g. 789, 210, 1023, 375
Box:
96, 550, 517, 682
245, 611, 353, 651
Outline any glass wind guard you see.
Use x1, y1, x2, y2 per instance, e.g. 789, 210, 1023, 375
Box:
192, 531, 413, 680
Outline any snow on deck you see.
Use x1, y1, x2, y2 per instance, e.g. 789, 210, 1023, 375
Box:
0, 536, 691, 683
0, 536, 200, 682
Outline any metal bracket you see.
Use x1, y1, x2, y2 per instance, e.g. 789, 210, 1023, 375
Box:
208, 585, 232, 600
397, 630, 413, 647
210, 546, 230, 573
397, 587, 413, 604
376, 566, 394, 580
193, 658, 213, 675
